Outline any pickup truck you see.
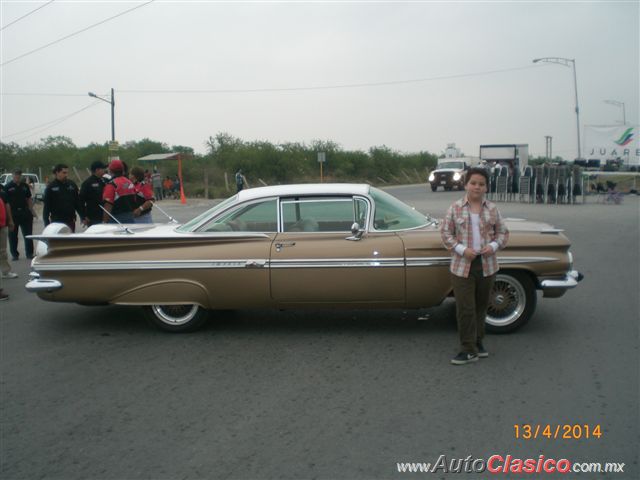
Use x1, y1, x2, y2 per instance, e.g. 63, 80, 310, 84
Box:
0, 172, 46, 201
428, 159, 479, 191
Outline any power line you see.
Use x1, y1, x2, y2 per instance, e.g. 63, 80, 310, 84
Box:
1, 101, 101, 141
1, 64, 546, 97
120, 64, 543, 93
0, 93, 87, 97
0, 0, 55, 31
1, 0, 156, 67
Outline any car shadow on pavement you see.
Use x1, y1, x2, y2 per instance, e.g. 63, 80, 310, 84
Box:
38, 302, 459, 336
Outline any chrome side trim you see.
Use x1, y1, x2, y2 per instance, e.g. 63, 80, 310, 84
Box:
270, 258, 404, 268
28, 232, 271, 241
406, 257, 451, 267
497, 256, 557, 264
405, 256, 557, 267
32, 255, 559, 272
33, 259, 270, 271
540, 270, 583, 289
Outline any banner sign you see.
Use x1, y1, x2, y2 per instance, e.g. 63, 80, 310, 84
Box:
584, 125, 639, 166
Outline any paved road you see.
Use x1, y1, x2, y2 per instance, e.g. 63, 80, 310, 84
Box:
1, 186, 638, 479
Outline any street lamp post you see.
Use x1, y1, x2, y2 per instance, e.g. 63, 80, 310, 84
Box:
604, 99, 626, 124
88, 88, 115, 141
533, 57, 582, 160
545, 135, 553, 161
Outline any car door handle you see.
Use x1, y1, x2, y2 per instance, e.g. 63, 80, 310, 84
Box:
275, 242, 296, 252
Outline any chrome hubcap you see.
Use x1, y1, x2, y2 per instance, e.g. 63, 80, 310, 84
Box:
486, 275, 526, 327
152, 304, 199, 325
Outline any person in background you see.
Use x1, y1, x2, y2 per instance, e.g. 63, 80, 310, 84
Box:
0, 192, 9, 300
25, 176, 35, 197
163, 176, 173, 199
79, 160, 107, 227
129, 166, 154, 223
0, 186, 18, 280
440, 167, 509, 365
43, 164, 82, 232
102, 159, 136, 224
172, 175, 181, 199
151, 167, 163, 200
5, 169, 35, 260
235, 169, 244, 192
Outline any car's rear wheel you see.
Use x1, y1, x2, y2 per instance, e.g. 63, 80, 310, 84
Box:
144, 304, 208, 332
485, 271, 536, 333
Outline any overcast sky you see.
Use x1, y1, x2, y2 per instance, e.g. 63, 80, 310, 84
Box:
1, 1, 638, 159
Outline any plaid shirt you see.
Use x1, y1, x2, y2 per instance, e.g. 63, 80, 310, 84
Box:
440, 196, 509, 278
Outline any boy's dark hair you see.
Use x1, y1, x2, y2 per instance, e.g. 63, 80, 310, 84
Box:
52, 163, 68, 174
464, 167, 490, 185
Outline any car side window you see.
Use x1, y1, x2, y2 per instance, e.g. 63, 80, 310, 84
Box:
198, 199, 277, 232
281, 197, 367, 232
370, 187, 428, 230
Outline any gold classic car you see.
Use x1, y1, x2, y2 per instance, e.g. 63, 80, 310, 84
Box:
26, 184, 582, 332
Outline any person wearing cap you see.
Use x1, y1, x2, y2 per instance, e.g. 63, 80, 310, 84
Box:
5, 169, 35, 260
43, 164, 82, 232
102, 159, 136, 223
129, 166, 155, 223
79, 160, 107, 227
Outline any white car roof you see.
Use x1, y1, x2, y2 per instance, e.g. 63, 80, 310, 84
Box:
236, 183, 371, 202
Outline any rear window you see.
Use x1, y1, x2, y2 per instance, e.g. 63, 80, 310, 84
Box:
280, 197, 368, 232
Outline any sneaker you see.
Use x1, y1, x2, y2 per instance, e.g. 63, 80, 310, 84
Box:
11, 256, 19, 261
477, 342, 489, 358
451, 352, 479, 365
0, 291, 8, 301
2, 272, 18, 279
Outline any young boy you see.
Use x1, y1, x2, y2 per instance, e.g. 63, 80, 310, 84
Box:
440, 167, 509, 365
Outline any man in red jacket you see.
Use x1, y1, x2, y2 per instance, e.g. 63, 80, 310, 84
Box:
102, 159, 136, 223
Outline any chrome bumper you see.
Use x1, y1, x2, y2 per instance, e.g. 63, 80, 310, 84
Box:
25, 272, 62, 293
540, 270, 584, 290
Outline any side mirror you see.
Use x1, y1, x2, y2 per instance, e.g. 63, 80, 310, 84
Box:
346, 222, 364, 241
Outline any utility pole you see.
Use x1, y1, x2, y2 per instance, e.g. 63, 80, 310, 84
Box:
88, 88, 116, 141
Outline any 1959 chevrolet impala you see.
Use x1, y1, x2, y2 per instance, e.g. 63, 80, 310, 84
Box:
26, 184, 582, 332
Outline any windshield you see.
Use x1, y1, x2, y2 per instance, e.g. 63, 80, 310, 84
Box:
437, 161, 464, 170
369, 187, 430, 230
176, 195, 238, 232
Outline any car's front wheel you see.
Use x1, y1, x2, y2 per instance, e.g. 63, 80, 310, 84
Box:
144, 304, 209, 332
485, 271, 536, 333
430, 184, 438, 192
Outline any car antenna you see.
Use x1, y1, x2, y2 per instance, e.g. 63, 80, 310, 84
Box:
98, 205, 134, 234
151, 202, 179, 224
